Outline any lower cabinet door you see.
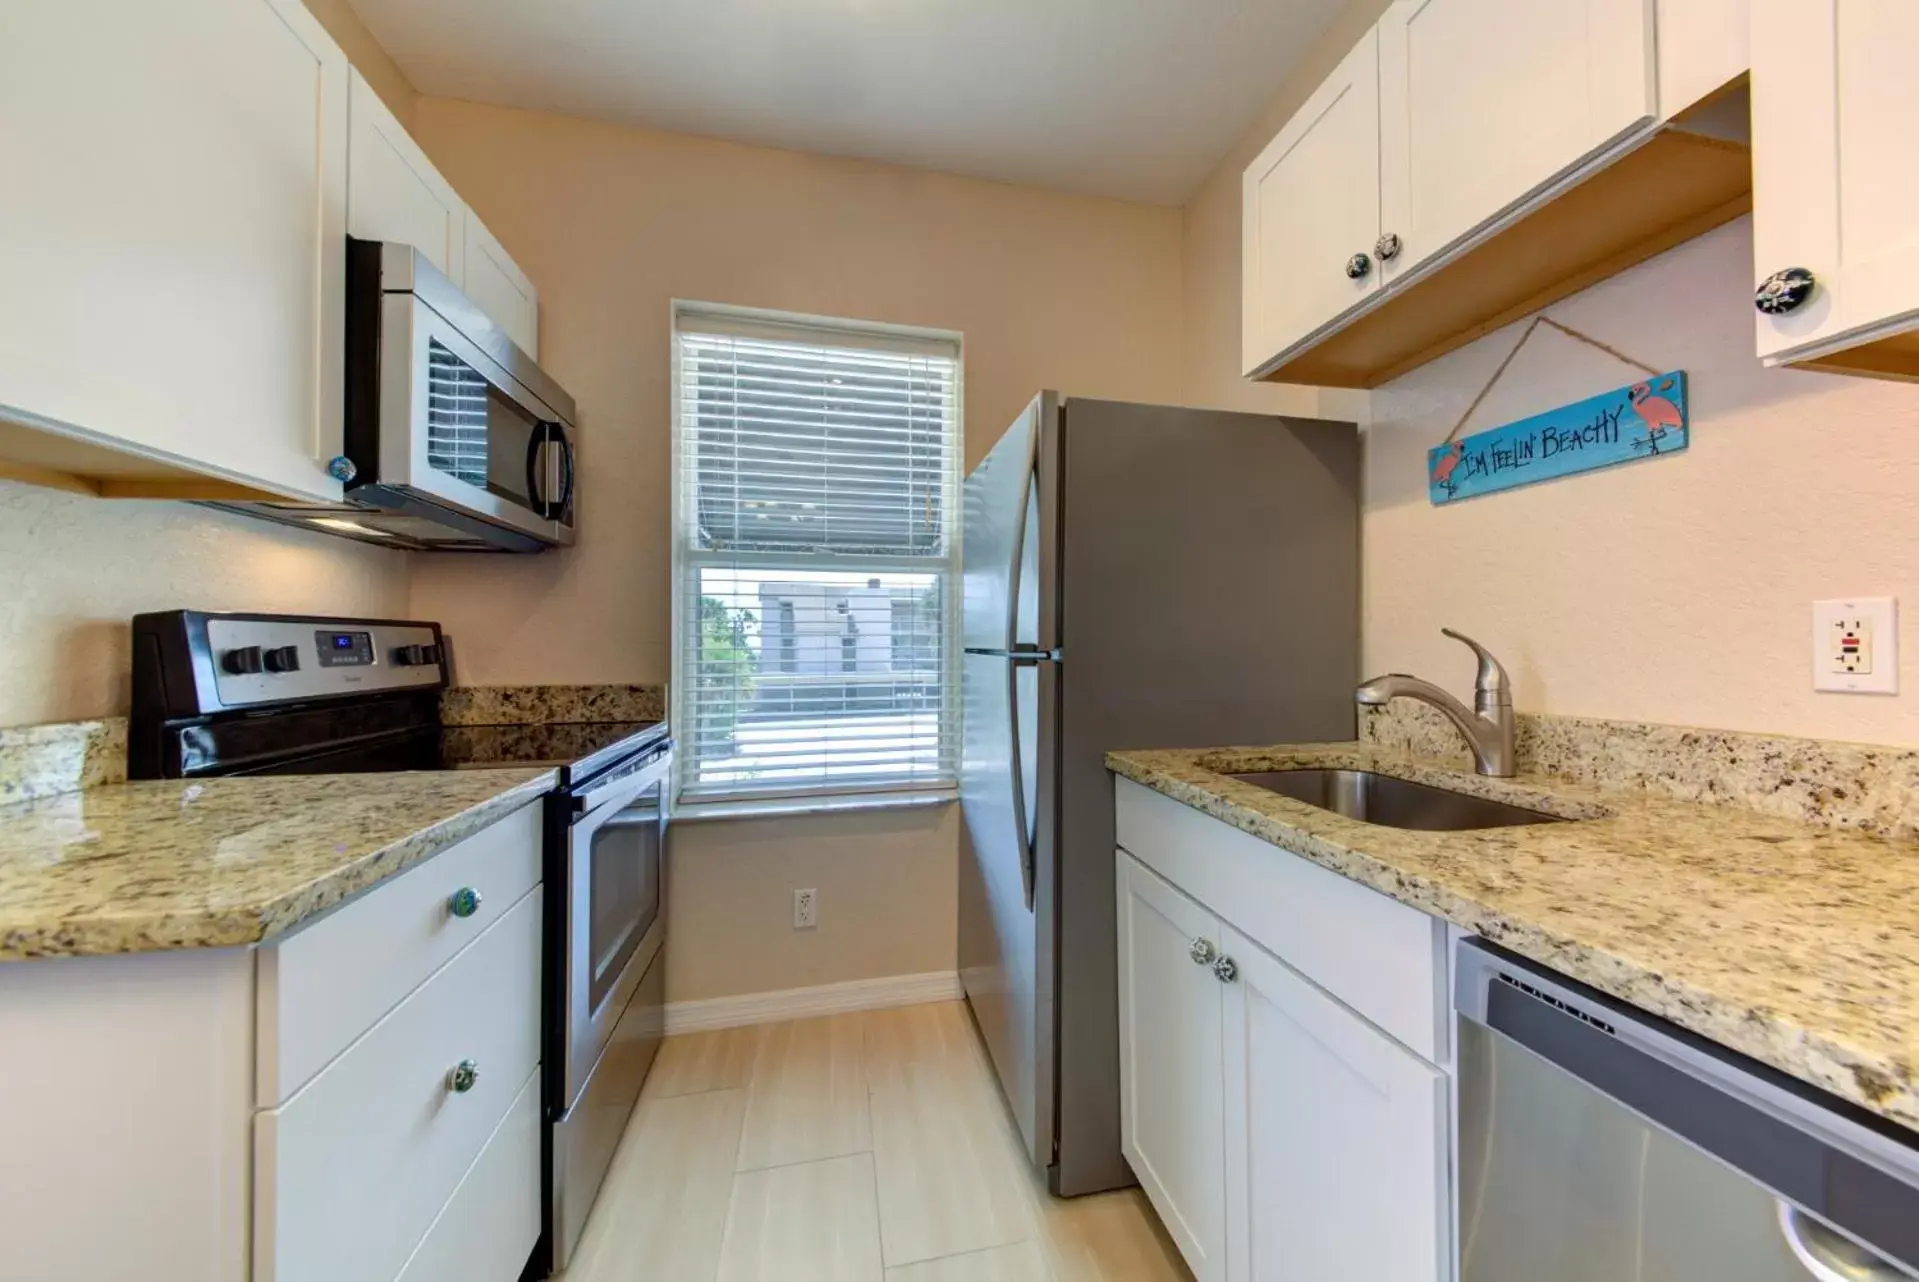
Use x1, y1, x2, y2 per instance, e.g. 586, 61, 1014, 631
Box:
1219, 923, 1445, 1282
394, 1066, 542, 1282
1116, 849, 1226, 1282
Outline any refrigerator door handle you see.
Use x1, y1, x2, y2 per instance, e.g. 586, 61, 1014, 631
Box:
1006, 654, 1036, 911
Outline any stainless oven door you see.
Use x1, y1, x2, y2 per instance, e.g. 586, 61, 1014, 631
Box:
560, 747, 670, 1110
378, 290, 574, 545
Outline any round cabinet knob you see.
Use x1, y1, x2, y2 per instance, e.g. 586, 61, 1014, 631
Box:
1213, 956, 1239, 984
448, 886, 484, 919
1189, 937, 1217, 966
326, 455, 358, 483
263, 645, 301, 674
1345, 252, 1373, 280
447, 1059, 480, 1094
1755, 267, 1816, 315
1375, 232, 1403, 262
221, 646, 264, 676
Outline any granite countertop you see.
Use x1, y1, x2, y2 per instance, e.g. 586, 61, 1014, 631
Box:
0, 768, 555, 960
1108, 742, 1919, 1133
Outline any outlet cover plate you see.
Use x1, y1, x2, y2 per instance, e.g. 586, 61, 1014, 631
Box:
1813, 597, 1898, 694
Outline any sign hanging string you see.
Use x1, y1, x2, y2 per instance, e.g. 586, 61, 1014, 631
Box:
1440, 316, 1664, 447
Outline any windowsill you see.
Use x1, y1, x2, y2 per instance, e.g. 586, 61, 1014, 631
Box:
672, 788, 958, 823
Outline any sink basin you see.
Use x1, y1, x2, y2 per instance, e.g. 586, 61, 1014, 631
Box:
1228, 768, 1566, 831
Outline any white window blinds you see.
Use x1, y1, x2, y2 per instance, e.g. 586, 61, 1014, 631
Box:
673, 306, 962, 804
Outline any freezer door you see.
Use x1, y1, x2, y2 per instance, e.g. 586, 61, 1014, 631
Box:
962, 393, 1055, 653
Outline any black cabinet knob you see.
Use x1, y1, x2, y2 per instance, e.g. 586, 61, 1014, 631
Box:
221, 646, 264, 675
1345, 252, 1373, 280
1756, 267, 1816, 315
263, 645, 301, 674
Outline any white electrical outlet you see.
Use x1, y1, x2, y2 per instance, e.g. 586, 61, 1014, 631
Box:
793, 887, 818, 930
1813, 598, 1898, 694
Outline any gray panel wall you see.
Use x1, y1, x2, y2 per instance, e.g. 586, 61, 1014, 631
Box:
1050, 399, 1360, 1194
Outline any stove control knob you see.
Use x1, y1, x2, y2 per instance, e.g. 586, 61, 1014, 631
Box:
221, 646, 264, 676
263, 645, 301, 674
394, 643, 443, 668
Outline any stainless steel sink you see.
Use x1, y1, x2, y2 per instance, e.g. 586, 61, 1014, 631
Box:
1229, 768, 1567, 831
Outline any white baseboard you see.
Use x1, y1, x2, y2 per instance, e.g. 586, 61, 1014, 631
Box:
664, 970, 964, 1035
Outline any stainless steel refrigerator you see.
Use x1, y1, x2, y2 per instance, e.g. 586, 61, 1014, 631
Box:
959, 393, 1359, 1196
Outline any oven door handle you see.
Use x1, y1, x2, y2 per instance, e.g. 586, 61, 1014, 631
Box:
575, 750, 672, 818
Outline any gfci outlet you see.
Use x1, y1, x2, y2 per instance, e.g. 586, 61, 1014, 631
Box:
792, 887, 818, 930
1813, 597, 1898, 694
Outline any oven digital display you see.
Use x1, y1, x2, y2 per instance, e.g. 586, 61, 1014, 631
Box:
314, 630, 375, 667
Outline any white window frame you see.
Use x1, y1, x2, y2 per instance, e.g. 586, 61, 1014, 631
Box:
668, 300, 965, 817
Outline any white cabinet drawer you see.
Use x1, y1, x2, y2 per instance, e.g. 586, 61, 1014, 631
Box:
1115, 778, 1445, 1062
395, 1065, 542, 1282
254, 886, 543, 1282
257, 799, 542, 1103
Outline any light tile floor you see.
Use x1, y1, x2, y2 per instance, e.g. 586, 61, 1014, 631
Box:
556, 1000, 1193, 1282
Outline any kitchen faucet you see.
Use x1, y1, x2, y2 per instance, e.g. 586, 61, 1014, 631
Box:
1355, 628, 1516, 777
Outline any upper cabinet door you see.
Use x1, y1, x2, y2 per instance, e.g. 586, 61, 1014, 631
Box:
1241, 28, 1382, 376
0, 0, 349, 502
1751, 0, 1919, 363
1219, 925, 1445, 1282
1115, 850, 1226, 1282
348, 71, 466, 284
1378, 0, 1656, 279
463, 211, 540, 357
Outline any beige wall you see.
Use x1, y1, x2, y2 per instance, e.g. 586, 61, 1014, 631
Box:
667, 807, 958, 1004
402, 98, 1185, 1002
1179, 0, 1391, 423
1365, 217, 1919, 747
406, 98, 1183, 686
0, 482, 407, 725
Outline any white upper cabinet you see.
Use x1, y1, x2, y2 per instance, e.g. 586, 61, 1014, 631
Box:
348, 71, 466, 284
1751, 0, 1919, 370
0, 0, 348, 501
1377, 0, 1657, 279
1242, 28, 1382, 375
1116, 850, 1227, 1282
1219, 924, 1445, 1282
463, 211, 541, 357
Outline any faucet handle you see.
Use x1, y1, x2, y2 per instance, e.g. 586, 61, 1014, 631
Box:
1441, 628, 1510, 701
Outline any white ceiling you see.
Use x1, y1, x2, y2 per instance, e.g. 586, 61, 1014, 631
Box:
345, 0, 1350, 206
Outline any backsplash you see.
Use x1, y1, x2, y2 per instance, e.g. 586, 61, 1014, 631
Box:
439, 684, 667, 726
1363, 703, 1919, 840
0, 719, 127, 804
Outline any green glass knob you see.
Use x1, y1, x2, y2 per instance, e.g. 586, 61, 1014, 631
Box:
447, 1059, 479, 1094
448, 886, 483, 919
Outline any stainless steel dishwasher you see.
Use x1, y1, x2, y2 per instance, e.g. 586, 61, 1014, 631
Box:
1456, 939, 1919, 1281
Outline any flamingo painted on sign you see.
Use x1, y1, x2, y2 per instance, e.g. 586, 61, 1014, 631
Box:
1430, 440, 1467, 489
1628, 378, 1684, 439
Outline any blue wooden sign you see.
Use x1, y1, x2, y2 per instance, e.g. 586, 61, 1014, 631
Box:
1428, 371, 1688, 505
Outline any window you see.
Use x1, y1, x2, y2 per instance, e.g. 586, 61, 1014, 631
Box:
672, 304, 962, 806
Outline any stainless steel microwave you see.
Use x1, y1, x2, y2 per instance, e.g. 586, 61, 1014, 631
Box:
211, 239, 578, 552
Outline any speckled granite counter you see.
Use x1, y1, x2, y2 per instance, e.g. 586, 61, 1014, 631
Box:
0, 768, 555, 960
1108, 742, 1919, 1133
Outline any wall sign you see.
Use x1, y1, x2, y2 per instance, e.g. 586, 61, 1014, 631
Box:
1428, 371, 1688, 505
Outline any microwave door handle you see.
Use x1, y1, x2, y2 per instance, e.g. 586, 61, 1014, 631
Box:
525, 422, 550, 516
550, 422, 575, 518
